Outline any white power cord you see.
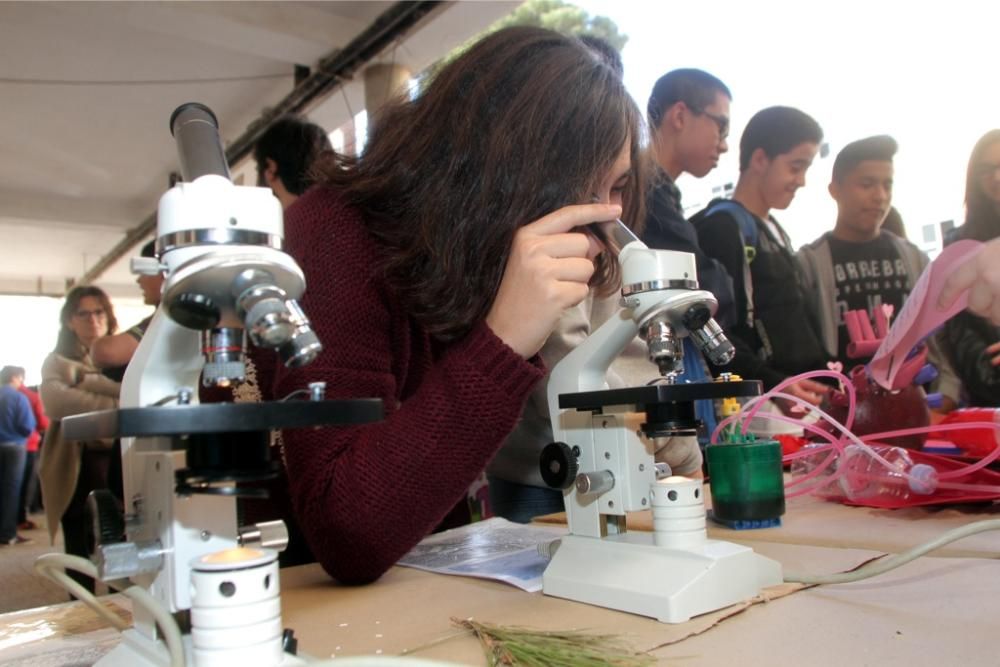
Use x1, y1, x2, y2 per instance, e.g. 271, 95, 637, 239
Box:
783, 518, 1000, 585
34, 553, 184, 667
33, 554, 129, 631
34, 553, 466, 666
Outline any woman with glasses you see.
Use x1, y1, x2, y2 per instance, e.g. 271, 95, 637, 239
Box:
38, 285, 122, 593
941, 130, 1000, 407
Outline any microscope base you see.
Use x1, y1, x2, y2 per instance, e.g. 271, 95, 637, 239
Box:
94, 630, 307, 667
542, 532, 782, 623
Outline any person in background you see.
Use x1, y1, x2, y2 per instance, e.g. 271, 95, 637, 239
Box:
693, 106, 830, 412
797, 135, 960, 407
940, 130, 1000, 406
254, 115, 332, 210
0, 365, 36, 546
247, 26, 644, 583
10, 366, 48, 531
91, 240, 163, 374
642, 68, 736, 326
38, 286, 121, 592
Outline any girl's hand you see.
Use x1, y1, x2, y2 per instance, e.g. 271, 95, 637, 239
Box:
486, 203, 621, 358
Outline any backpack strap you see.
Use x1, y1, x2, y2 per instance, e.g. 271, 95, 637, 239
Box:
702, 200, 759, 328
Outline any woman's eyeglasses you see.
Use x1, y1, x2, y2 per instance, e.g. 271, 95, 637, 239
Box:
73, 308, 106, 320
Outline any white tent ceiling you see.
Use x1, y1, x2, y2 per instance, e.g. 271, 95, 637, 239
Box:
0, 1, 517, 298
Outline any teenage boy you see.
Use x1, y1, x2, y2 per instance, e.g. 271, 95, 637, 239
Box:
797, 136, 961, 404
693, 106, 830, 409
253, 115, 332, 210
644, 68, 736, 324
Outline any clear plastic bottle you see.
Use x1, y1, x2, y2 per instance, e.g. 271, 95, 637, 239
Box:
790, 443, 939, 501
789, 444, 844, 499
838, 445, 938, 501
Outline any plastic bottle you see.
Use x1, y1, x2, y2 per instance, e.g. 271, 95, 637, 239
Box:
838, 445, 938, 501
788, 444, 844, 499
790, 444, 939, 502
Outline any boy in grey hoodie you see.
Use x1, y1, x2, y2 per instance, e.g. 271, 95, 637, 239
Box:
797, 135, 961, 406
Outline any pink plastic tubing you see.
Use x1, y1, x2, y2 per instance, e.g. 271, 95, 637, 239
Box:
785, 446, 840, 490
710, 369, 856, 444
711, 397, 839, 447
859, 422, 1000, 479
729, 389, 907, 476
935, 480, 1000, 494
708, 400, 845, 491
743, 370, 857, 435
713, 403, 844, 491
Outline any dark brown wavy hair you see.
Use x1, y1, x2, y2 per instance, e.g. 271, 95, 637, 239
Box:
316, 26, 646, 341
55, 285, 118, 358
962, 129, 1000, 241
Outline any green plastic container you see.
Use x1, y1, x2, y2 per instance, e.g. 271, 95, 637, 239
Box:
706, 439, 785, 526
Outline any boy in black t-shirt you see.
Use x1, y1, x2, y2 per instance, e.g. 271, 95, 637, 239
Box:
797, 136, 961, 405
693, 106, 830, 413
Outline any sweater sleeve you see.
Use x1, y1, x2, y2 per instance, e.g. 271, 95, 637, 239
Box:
268, 190, 545, 584
39, 354, 119, 421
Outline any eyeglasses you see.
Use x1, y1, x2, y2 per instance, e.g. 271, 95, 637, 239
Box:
73, 308, 107, 320
691, 106, 730, 142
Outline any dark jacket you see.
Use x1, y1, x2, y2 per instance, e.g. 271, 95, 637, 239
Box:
942, 310, 1000, 406
693, 199, 827, 388
642, 169, 736, 329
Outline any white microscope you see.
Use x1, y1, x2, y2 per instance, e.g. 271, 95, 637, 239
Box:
60, 104, 381, 666
541, 220, 782, 623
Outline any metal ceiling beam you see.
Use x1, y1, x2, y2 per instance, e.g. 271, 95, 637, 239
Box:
77, 0, 442, 287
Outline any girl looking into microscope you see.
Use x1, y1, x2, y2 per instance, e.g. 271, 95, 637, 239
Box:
250, 26, 644, 584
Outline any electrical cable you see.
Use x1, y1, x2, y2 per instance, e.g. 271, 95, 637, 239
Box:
34, 553, 185, 667
783, 518, 1000, 585
121, 584, 186, 667
33, 554, 129, 631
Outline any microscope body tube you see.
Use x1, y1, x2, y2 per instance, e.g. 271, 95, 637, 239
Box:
170, 103, 231, 182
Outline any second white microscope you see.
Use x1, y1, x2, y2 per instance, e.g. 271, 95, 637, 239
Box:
541, 222, 782, 623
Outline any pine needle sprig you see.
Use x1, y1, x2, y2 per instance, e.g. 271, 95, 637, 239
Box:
453, 617, 655, 666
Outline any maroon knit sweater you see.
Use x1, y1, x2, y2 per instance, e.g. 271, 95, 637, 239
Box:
254, 186, 544, 584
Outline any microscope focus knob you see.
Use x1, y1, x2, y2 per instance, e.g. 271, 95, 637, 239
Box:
540, 442, 579, 490
85, 489, 125, 558
238, 520, 290, 552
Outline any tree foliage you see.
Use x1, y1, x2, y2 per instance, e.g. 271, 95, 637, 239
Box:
431, 0, 627, 74
490, 0, 628, 50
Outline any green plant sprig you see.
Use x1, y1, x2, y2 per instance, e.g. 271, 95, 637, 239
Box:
453, 617, 655, 666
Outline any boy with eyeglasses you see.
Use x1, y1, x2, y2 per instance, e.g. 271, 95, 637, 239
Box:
693, 106, 830, 413
643, 68, 736, 325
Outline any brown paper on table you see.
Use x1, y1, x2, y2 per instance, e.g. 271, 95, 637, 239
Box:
279, 540, 877, 665
534, 485, 1000, 558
